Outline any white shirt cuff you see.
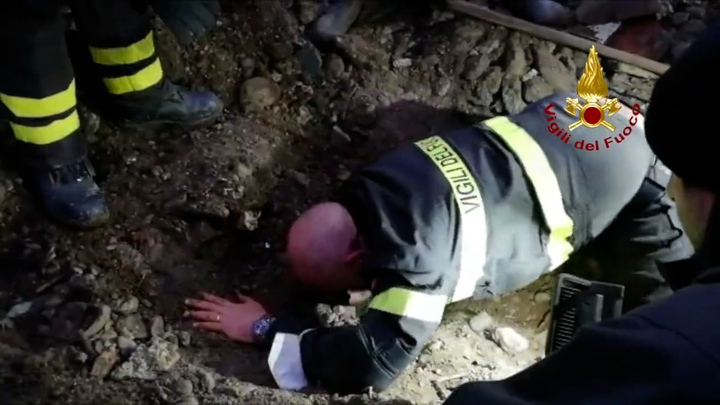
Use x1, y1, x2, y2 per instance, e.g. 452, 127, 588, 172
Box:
267, 332, 310, 390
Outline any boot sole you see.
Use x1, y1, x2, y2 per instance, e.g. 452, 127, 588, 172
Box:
119, 110, 224, 132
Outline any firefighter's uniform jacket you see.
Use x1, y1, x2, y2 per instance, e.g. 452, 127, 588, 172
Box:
267, 93, 694, 394
0, 0, 162, 169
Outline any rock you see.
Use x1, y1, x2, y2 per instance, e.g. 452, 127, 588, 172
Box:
681, 19, 706, 35
324, 54, 345, 79
239, 77, 282, 112
72, 349, 90, 364
523, 76, 553, 103
114, 296, 139, 315
91, 350, 120, 378
196, 368, 216, 393
687, 5, 707, 20
236, 210, 262, 232
298, 0, 321, 24
615, 62, 658, 80
433, 76, 452, 97
178, 397, 199, 405
533, 291, 552, 304
178, 331, 191, 347
533, 43, 575, 92
672, 12, 690, 25
149, 316, 165, 337
174, 379, 194, 397
501, 77, 526, 114
118, 314, 148, 340
268, 42, 293, 61
297, 41, 323, 77
67, 274, 99, 299
505, 33, 528, 78
491, 327, 530, 353
113, 244, 152, 280
117, 335, 137, 357
671, 41, 693, 61
82, 305, 111, 339
111, 336, 181, 380
6, 302, 33, 319
165, 333, 179, 346
469, 311, 494, 334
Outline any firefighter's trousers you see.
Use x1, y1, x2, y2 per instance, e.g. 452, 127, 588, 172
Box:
0, 0, 164, 169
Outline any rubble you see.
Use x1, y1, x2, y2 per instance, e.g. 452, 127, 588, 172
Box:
0, 0, 701, 403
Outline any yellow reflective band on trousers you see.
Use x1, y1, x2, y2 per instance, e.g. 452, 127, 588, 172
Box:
482, 116, 574, 269
368, 287, 446, 323
415, 136, 487, 303
10, 110, 81, 145
103, 58, 163, 95
0, 79, 76, 119
90, 32, 156, 66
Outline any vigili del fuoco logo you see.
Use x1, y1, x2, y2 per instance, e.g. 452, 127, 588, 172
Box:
544, 46, 642, 151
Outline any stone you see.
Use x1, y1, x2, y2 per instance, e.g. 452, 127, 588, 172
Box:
114, 296, 139, 315
82, 305, 111, 339
118, 314, 148, 340
117, 336, 138, 357
491, 327, 530, 353
111, 336, 181, 380
6, 302, 33, 319
324, 54, 345, 79
91, 350, 120, 378
149, 316, 165, 338
174, 379, 194, 397
523, 76, 554, 103
501, 77, 527, 114
672, 12, 690, 26
505, 32, 528, 78
533, 43, 575, 92
239, 77, 282, 112
469, 311, 494, 334
179, 331, 191, 347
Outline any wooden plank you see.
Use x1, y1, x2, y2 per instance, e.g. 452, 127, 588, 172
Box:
447, 0, 670, 75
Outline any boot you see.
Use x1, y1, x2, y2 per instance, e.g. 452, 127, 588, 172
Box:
108, 78, 223, 131
24, 159, 110, 229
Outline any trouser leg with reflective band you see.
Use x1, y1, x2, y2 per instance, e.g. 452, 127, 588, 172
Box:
0, 4, 85, 168
67, 0, 163, 97
0, 0, 161, 168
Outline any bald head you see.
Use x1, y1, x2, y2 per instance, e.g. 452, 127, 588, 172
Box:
287, 202, 361, 290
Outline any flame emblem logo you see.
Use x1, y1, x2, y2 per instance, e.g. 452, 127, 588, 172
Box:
564, 46, 621, 131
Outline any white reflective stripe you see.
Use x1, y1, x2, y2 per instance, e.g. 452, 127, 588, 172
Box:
415, 136, 487, 303
368, 287, 447, 323
482, 116, 575, 269
267, 332, 309, 391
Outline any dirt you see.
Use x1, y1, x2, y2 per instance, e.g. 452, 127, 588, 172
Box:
0, 0, 690, 404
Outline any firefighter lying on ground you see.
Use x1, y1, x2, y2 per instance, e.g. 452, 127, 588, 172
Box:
443, 22, 720, 405
0, 1, 223, 229
184, 90, 693, 393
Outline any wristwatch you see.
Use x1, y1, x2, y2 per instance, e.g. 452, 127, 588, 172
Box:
252, 314, 277, 344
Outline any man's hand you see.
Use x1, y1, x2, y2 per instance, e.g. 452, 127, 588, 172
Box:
151, 0, 221, 45
185, 291, 268, 343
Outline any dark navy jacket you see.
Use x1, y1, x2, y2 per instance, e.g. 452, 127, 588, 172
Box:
444, 266, 720, 405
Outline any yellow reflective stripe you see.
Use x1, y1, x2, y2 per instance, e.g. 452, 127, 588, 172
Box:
10, 110, 80, 145
415, 136, 487, 303
482, 116, 574, 269
369, 287, 446, 323
0, 80, 76, 119
103, 58, 163, 95
90, 32, 155, 66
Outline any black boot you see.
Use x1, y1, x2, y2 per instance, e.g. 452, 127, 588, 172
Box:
24, 159, 110, 229
109, 79, 223, 131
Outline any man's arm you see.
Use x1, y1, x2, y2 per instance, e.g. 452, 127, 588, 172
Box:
444, 283, 720, 405
267, 282, 446, 394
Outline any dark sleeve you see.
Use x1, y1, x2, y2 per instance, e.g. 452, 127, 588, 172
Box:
268, 281, 446, 394
444, 284, 720, 405
567, 175, 694, 310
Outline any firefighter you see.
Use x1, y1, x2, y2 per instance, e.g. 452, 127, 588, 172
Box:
0, 1, 223, 228
184, 90, 693, 393
441, 22, 720, 405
